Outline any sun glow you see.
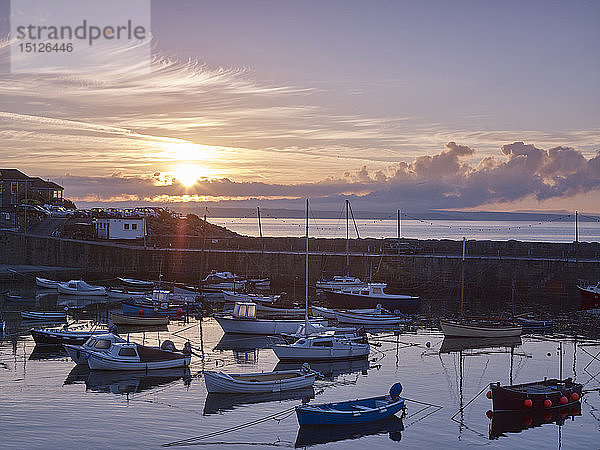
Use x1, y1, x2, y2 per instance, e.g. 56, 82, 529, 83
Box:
175, 165, 201, 187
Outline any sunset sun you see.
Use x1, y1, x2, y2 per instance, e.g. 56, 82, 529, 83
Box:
175, 166, 200, 187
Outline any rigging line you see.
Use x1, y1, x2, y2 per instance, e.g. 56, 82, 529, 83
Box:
348, 202, 360, 239
450, 384, 489, 421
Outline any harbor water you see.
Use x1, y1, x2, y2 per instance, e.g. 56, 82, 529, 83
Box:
1, 286, 599, 449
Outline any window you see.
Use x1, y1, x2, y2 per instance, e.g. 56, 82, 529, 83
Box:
86, 339, 97, 348
124, 223, 130, 230
313, 340, 333, 347
11, 182, 17, 194
361, 291, 369, 296
95, 340, 111, 349
118, 347, 137, 356
132, 223, 137, 230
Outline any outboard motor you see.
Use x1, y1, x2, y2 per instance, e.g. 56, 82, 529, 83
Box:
161, 340, 177, 352
183, 341, 192, 355
390, 382, 403, 399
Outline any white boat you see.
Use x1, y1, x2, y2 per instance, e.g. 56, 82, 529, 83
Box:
64, 333, 127, 365
58, 280, 107, 296
215, 302, 327, 335
316, 276, 366, 290
117, 277, 154, 289
440, 319, 522, 338
202, 271, 247, 290
107, 288, 149, 300
223, 291, 281, 305
312, 306, 383, 320
203, 365, 316, 393
256, 303, 306, 318
35, 277, 60, 289
21, 311, 67, 321
334, 310, 410, 326
249, 278, 271, 290
323, 283, 420, 311
83, 341, 191, 370
273, 334, 370, 361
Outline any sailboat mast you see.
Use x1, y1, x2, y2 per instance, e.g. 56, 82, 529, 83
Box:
305, 198, 309, 329
460, 237, 466, 317
345, 199, 349, 276
257, 206, 263, 238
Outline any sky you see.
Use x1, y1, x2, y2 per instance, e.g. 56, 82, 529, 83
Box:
0, 0, 599, 215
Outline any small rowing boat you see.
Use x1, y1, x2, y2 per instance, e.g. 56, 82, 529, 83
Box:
35, 277, 60, 289
295, 383, 405, 425
204, 364, 316, 393
111, 312, 169, 326
30, 327, 109, 346
21, 311, 67, 321
117, 277, 155, 289
334, 309, 410, 326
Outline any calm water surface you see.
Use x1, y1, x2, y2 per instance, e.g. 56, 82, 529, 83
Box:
1, 294, 599, 449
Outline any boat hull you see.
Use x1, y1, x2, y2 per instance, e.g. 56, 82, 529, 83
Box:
440, 320, 522, 338
203, 370, 315, 393
273, 344, 370, 361
110, 312, 169, 326
323, 290, 420, 312
35, 277, 59, 289
58, 285, 106, 296
296, 396, 405, 425
121, 300, 191, 318
489, 378, 583, 412
21, 311, 67, 321
31, 329, 108, 346
215, 316, 326, 335
334, 311, 408, 326
577, 285, 600, 309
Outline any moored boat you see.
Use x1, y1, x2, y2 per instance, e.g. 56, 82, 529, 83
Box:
323, 283, 420, 312
117, 277, 155, 289
35, 277, 60, 289
334, 309, 410, 326
488, 378, 583, 412
84, 340, 192, 370
202, 271, 247, 291
58, 280, 106, 296
440, 319, 522, 338
30, 327, 110, 346
21, 311, 67, 321
222, 290, 281, 305
215, 302, 327, 335
111, 312, 169, 326
316, 276, 366, 291
203, 364, 316, 393
64, 333, 127, 365
107, 288, 149, 300
273, 334, 370, 361
295, 383, 405, 425
577, 281, 600, 309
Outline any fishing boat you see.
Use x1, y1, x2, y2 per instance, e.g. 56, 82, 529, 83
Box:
202, 271, 247, 291
514, 317, 553, 330
312, 306, 385, 320
577, 281, 600, 309
58, 280, 107, 296
64, 333, 128, 365
249, 278, 271, 290
487, 378, 583, 412
441, 238, 522, 338
316, 276, 365, 291
121, 298, 195, 318
273, 334, 369, 361
334, 309, 410, 326
295, 383, 405, 425
107, 288, 149, 300
21, 311, 67, 321
203, 364, 316, 393
35, 277, 60, 289
83, 340, 192, 370
215, 302, 327, 335
117, 277, 155, 289
222, 291, 281, 305
323, 283, 420, 312
110, 312, 169, 326
255, 303, 306, 319
30, 327, 110, 346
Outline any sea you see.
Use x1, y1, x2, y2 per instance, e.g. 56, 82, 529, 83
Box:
210, 218, 600, 243
1, 284, 599, 449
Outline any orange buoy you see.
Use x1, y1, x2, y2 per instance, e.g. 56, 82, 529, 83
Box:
559, 396, 568, 405
571, 392, 579, 401
138, 308, 144, 316
486, 391, 493, 399
524, 399, 533, 408
543, 399, 552, 408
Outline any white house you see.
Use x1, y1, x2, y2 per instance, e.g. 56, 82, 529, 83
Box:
95, 218, 146, 240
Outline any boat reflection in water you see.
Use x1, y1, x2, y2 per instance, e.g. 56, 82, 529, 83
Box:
203, 387, 314, 415
295, 414, 404, 447
274, 356, 370, 380
29, 344, 68, 360
63, 365, 191, 395
488, 403, 582, 439
439, 336, 522, 354
213, 333, 285, 364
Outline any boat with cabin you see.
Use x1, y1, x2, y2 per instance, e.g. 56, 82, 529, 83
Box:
295, 383, 405, 425
273, 334, 369, 361
487, 378, 583, 412
58, 280, 107, 296
323, 283, 420, 312
64, 333, 128, 365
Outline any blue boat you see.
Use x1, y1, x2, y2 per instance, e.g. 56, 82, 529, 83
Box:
514, 318, 553, 330
121, 300, 196, 318
295, 383, 405, 425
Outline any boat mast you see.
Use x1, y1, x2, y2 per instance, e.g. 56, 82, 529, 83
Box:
460, 237, 466, 317
305, 198, 310, 334
345, 199, 349, 276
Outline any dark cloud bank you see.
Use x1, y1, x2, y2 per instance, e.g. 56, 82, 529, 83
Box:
66, 142, 600, 213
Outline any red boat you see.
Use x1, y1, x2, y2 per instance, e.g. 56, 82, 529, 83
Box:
577, 282, 600, 309
487, 378, 582, 412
